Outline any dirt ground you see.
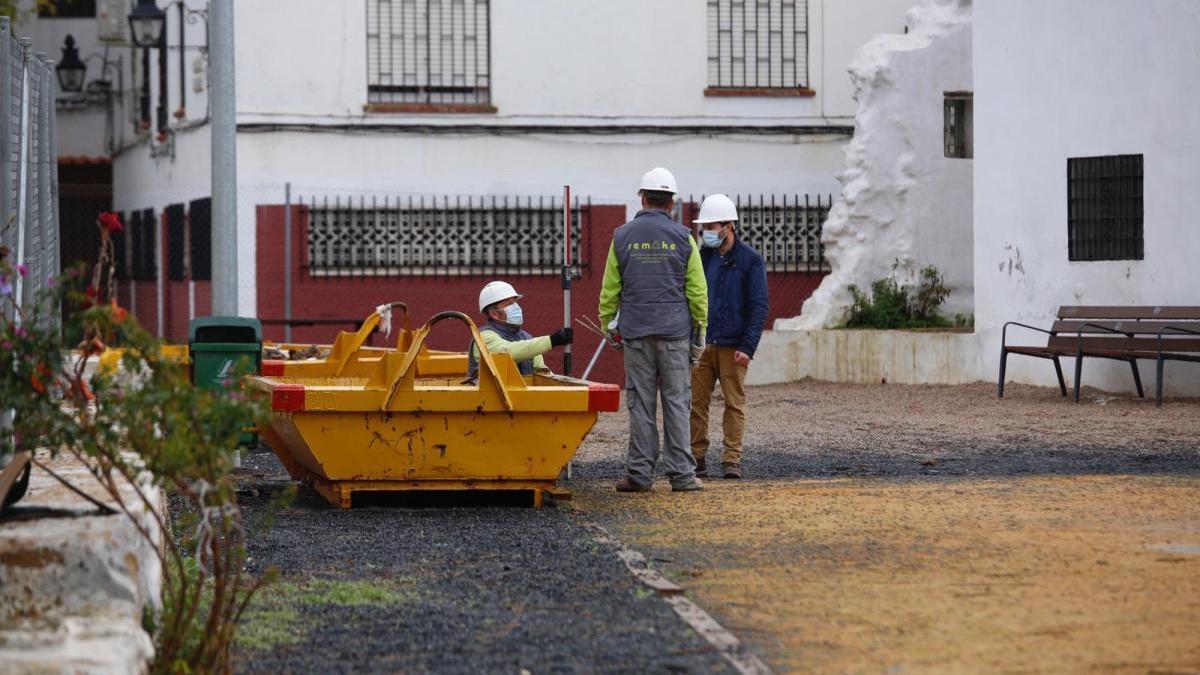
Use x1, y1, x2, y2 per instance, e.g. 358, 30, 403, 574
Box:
571, 380, 1200, 673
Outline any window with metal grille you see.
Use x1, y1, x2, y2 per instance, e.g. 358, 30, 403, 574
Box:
707, 0, 809, 92
944, 92, 973, 158
38, 0, 97, 19
1067, 154, 1143, 262
686, 194, 830, 272
305, 196, 587, 276
366, 0, 491, 106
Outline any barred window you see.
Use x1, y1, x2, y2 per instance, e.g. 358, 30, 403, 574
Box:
305, 196, 586, 277
366, 0, 491, 106
687, 194, 830, 272
707, 0, 809, 91
1067, 154, 1144, 262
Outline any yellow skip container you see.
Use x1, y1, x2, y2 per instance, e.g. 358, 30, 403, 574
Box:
248, 311, 620, 508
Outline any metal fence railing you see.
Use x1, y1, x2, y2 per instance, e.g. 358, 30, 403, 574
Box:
682, 193, 831, 273
304, 194, 589, 277
0, 17, 59, 317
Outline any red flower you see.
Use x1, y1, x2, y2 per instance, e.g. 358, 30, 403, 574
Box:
81, 285, 98, 309
109, 299, 129, 323
98, 212, 123, 235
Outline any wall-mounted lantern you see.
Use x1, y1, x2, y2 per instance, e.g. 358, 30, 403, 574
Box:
55, 34, 87, 93
128, 0, 167, 48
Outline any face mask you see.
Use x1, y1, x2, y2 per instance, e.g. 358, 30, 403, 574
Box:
702, 229, 724, 248
504, 303, 524, 326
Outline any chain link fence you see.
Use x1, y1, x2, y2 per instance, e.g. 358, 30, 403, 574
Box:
0, 17, 59, 319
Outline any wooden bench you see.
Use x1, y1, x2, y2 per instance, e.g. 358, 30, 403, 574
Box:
998, 306, 1200, 406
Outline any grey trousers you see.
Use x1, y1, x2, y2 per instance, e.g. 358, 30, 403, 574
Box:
623, 336, 698, 488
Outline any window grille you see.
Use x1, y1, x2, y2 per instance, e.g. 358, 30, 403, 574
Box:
688, 194, 830, 272
1067, 154, 1143, 262
366, 0, 491, 105
39, 0, 97, 19
305, 196, 587, 277
707, 0, 809, 89
944, 92, 973, 159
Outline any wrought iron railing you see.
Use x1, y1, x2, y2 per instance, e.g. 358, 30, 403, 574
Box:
707, 0, 809, 90
304, 195, 588, 277
684, 193, 831, 272
366, 0, 491, 105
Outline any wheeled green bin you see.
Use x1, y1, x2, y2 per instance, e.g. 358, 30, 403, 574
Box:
189, 316, 262, 446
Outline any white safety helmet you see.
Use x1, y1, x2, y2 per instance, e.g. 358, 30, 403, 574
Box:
693, 194, 739, 225
639, 167, 679, 195
478, 280, 521, 313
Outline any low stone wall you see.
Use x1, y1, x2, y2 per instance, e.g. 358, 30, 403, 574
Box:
747, 328, 985, 386
0, 452, 162, 674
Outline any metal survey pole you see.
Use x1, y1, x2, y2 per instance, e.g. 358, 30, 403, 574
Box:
562, 185, 572, 377
284, 182, 292, 342
210, 0, 237, 316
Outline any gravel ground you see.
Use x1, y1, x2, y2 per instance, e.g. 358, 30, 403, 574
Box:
572, 380, 1200, 481
233, 451, 734, 675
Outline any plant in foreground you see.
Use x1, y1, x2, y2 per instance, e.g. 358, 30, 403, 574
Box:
0, 213, 273, 674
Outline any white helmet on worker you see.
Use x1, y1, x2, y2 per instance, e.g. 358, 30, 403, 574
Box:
639, 167, 679, 195
478, 280, 521, 313
693, 194, 739, 224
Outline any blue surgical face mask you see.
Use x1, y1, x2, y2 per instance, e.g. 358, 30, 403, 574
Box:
504, 303, 524, 326
702, 230, 724, 248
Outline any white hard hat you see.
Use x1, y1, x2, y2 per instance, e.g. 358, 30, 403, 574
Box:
639, 167, 678, 195
479, 280, 521, 313
693, 194, 739, 224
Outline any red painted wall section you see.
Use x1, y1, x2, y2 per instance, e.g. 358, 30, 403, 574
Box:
112, 216, 212, 343
255, 204, 826, 387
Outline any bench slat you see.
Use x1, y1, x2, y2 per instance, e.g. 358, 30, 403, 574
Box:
1045, 336, 1200, 352
1049, 320, 1200, 335
1057, 306, 1200, 320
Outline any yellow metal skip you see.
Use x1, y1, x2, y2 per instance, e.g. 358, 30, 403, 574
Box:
249, 310, 620, 509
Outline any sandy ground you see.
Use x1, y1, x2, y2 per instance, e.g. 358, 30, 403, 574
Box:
570, 380, 1200, 673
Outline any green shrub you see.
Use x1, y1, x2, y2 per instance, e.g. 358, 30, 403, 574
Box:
843, 262, 954, 329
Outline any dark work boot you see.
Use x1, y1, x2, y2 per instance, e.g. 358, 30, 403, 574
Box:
614, 477, 651, 493
722, 463, 742, 479
693, 455, 707, 474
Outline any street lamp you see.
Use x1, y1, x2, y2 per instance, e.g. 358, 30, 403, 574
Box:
55, 34, 86, 93
128, 0, 167, 48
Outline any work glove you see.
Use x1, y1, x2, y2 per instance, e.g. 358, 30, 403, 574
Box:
690, 326, 706, 368
550, 327, 574, 347
603, 329, 623, 351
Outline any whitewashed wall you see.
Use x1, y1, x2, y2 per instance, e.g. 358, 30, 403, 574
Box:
974, 0, 1200, 395
235, 0, 913, 125
27, 14, 107, 157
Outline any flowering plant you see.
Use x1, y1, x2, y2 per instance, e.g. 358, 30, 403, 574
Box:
0, 215, 273, 674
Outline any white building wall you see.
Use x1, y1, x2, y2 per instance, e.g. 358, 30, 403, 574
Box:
27, 14, 107, 157
974, 0, 1200, 394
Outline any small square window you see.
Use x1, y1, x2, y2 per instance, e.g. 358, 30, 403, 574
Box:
944, 92, 973, 158
1067, 154, 1144, 261
38, 0, 97, 18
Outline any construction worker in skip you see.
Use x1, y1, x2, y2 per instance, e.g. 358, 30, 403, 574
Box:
466, 281, 573, 381
689, 194, 769, 480
599, 167, 709, 493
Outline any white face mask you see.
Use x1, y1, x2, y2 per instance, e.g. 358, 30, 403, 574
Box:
503, 303, 524, 326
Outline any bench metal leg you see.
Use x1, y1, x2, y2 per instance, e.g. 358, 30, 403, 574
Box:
1156, 355, 1165, 407
1052, 357, 1067, 397
1073, 352, 1083, 402
998, 349, 1009, 398
1129, 359, 1145, 399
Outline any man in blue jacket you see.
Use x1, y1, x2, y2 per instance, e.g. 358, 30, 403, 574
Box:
689, 194, 769, 479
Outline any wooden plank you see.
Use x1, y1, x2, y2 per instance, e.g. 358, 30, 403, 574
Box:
0, 451, 31, 509
1058, 306, 1200, 320
1050, 320, 1200, 335
1046, 336, 1200, 352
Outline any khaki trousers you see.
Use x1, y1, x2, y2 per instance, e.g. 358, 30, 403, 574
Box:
689, 345, 747, 466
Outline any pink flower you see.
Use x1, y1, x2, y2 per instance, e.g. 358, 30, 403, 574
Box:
14, 326, 27, 338
16, 263, 26, 277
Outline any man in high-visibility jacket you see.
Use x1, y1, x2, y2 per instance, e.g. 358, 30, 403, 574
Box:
466, 280, 573, 381
599, 167, 709, 493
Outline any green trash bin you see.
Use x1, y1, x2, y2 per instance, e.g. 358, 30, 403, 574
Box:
189, 316, 262, 446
